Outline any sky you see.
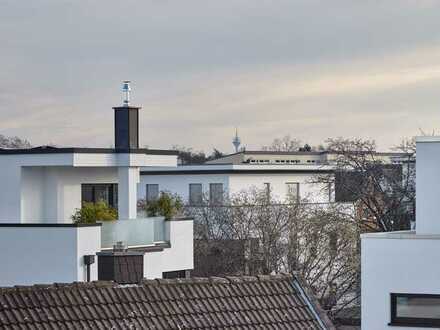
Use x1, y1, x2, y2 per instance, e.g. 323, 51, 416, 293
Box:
1, 0, 440, 153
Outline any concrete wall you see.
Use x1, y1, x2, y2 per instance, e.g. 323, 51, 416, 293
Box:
361, 233, 440, 330
143, 219, 194, 279
0, 225, 100, 286
140, 172, 331, 203
77, 225, 101, 281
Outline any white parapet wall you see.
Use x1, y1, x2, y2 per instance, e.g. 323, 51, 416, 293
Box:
143, 218, 194, 279
416, 137, 440, 235
361, 231, 440, 330
0, 223, 101, 286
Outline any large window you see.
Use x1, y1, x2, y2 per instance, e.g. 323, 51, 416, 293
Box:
286, 182, 300, 202
81, 184, 118, 208
146, 184, 159, 203
189, 184, 203, 206
209, 183, 224, 205
391, 293, 440, 327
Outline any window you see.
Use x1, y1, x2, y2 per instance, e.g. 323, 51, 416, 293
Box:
81, 184, 118, 208
286, 183, 300, 202
146, 184, 159, 203
391, 293, 440, 327
163, 270, 190, 279
264, 183, 271, 202
209, 183, 224, 205
189, 184, 203, 206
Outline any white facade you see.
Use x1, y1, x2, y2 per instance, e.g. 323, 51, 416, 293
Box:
361, 137, 440, 329
0, 224, 101, 286
144, 219, 194, 279
362, 232, 440, 330
139, 164, 334, 204
0, 151, 178, 223
0, 149, 195, 285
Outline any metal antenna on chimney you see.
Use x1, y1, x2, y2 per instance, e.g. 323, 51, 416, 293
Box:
122, 81, 131, 106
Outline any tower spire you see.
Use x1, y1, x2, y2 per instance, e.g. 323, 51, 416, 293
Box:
232, 128, 241, 152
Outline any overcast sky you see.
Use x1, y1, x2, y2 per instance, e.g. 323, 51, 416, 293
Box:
1, 0, 440, 153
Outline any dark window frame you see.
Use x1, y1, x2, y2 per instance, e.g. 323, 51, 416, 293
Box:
146, 184, 160, 203
209, 183, 224, 206
81, 183, 118, 208
390, 293, 440, 328
189, 183, 203, 206
286, 182, 300, 202
263, 183, 271, 202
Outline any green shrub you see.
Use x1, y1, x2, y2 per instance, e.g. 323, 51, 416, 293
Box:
72, 201, 118, 224
144, 192, 183, 220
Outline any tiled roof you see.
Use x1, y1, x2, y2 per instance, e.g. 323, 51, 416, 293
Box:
0, 274, 334, 329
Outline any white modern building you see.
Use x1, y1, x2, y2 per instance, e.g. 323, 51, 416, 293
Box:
140, 163, 334, 205
140, 150, 406, 206
0, 83, 193, 286
362, 137, 440, 329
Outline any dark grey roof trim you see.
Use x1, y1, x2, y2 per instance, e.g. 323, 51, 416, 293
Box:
0, 223, 102, 227
0, 147, 178, 156
165, 217, 194, 222
215, 150, 408, 158
141, 169, 333, 175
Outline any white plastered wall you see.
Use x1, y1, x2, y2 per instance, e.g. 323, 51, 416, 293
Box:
139, 172, 331, 203
143, 220, 194, 279
139, 174, 230, 203
0, 225, 101, 286
362, 234, 440, 330
228, 173, 331, 203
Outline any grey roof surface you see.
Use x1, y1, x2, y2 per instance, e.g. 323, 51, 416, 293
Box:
0, 274, 334, 329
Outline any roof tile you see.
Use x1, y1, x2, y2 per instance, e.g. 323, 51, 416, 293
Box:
0, 274, 333, 329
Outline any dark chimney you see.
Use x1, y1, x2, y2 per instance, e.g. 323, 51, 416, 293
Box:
114, 106, 140, 150
114, 81, 141, 150
97, 242, 144, 284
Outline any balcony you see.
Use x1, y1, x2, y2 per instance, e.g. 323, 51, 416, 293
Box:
100, 217, 165, 250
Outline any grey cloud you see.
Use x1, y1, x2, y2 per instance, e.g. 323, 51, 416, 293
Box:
1, 0, 440, 151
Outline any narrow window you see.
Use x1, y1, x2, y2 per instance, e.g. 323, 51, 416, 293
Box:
391, 293, 440, 327
146, 184, 159, 203
286, 183, 300, 202
209, 183, 224, 205
189, 184, 203, 206
264, 183, 271, 202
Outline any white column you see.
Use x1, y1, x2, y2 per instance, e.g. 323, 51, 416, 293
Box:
118, 167, 139, 219
416, 137, 440, 234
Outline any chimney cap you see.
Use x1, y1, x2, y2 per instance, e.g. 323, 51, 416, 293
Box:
122, 81, 131, 107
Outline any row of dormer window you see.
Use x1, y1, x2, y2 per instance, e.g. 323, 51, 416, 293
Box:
248, 159, 317, 164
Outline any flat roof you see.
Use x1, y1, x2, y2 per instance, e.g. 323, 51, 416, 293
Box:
0, 146, 178, 156
361, 230, 440, 240
141, 163, 334, 175
215, 150, 408, 158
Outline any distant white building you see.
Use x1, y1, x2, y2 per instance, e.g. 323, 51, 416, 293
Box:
140, 163, 333, 205
362, 137, 440, 329
140, 150, 406, 205
0, 83, 193, 286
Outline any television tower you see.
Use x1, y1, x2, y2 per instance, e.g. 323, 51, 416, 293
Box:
232, 128, 241, 153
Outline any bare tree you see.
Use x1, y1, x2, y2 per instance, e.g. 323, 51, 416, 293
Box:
185, 187, 360, 317
317, 137, 415, 232
262, 135, 302, 152
0, 134, 31, 149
